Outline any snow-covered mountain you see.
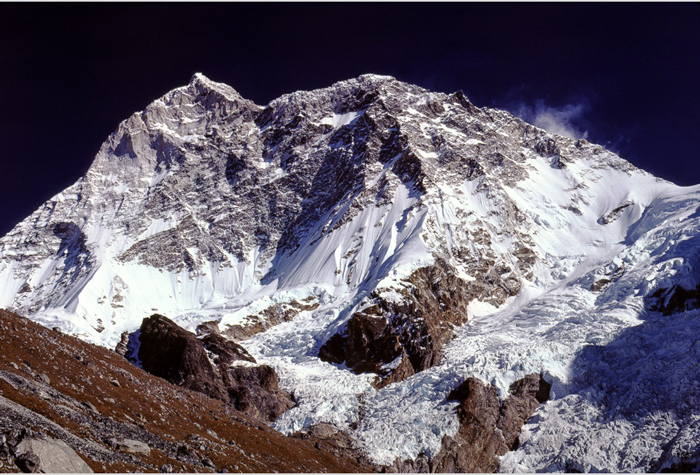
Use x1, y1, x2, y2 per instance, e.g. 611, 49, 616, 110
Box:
2, 73, 700, 471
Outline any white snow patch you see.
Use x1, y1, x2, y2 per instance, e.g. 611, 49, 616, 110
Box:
320, 111, 362, 128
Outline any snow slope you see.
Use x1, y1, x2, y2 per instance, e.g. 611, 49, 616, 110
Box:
2, 73, 700, 470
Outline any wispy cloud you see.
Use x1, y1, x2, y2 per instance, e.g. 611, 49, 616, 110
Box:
512, 100, 590, 140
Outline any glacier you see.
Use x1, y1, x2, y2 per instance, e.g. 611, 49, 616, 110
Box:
1, 72, 700, 471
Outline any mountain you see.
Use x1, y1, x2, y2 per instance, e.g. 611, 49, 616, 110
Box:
2, 73, 700, 471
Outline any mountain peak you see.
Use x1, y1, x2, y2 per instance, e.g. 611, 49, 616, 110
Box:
354, 73, 396, 85
189, 71, 211, 84
357, 72, 394, 80
179, 72, 253, 107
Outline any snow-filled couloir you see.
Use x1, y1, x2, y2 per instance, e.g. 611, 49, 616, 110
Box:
2, 73, 700, 471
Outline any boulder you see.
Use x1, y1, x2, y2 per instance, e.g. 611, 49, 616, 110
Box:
81, 401, 99, 414
15, 452, 40, 473
110, 438, 150, 455
15, 436, 93, 473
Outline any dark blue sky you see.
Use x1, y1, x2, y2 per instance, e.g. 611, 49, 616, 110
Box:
1, 3, 699, 236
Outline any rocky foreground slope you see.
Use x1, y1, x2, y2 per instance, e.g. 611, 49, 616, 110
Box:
2, 73, 700, 471
0, 309, 371, 472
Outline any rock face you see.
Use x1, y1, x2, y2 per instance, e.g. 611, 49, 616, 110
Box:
430, 374, 551, 473
136, 314, 293, 422
432, 377, 504, 473
223, 299, 320, 341
109, 438, 151, 455
199, 328, 256, 366
222, 364, 294, 422
646, 283, 700, 315
138, 314, 229, 401
499, 373, 551, 451
319, 259, 514, 387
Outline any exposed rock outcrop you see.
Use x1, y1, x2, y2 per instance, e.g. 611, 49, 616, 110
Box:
198, 326, 256, 366
646, 283, 700, 315
138, 314, 229, 401
498, 373, 552, 450
136, 314, 293, 423
223, 365, 295, 422
343, 311, 403, 373
223, 298, 320, 341
319, 259, 519, 387
431, 377, 503, 473
430, 373, 551, 473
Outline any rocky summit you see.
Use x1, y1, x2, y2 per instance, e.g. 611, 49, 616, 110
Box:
2, 74, 700, 471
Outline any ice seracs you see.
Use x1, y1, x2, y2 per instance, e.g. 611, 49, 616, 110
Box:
2, 73, 700, 471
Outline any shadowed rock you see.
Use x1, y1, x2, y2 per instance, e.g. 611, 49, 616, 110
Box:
646, 283, 700, 315
200, 331, 255, 367
499, 373, 551, 450
136, 314, 293, 423
138, 314, 228, 401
